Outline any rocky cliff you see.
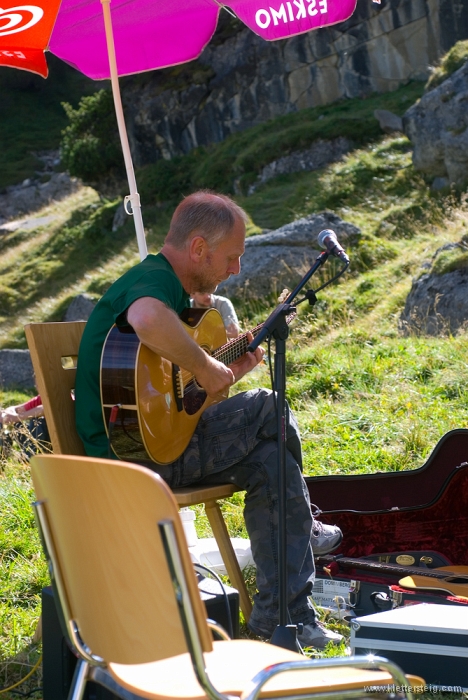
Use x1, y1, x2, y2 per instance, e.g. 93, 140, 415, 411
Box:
122, 0, 468, 167
403, 58, 468, 186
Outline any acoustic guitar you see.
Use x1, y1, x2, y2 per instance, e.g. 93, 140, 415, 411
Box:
100, 307, 295, 465
316, 554, 468, 599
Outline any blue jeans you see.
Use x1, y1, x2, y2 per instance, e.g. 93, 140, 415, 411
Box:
160, 388, 316, 635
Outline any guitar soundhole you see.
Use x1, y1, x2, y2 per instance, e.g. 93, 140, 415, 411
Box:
183, 380, 207, 415
446, 576, 468, 584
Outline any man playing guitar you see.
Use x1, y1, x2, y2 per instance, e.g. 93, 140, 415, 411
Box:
75, 190, 343, 648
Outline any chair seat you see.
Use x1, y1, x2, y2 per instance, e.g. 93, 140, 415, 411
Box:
173, 483, 237, 506
108, 639, 419, 700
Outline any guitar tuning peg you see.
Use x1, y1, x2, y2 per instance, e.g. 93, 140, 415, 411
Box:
278, 289, 290, 303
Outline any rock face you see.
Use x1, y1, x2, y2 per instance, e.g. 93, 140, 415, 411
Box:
400, 267, 468, 335
403, 60, 468, 186
217, 212, 360, 299
247, 137, 352, 194
62, 294, 96, 322
0, 350, 35, 390
0, 172, 80, 227
123, 0, 468, 166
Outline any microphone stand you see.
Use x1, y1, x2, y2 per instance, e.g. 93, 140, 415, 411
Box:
247, 250, 349, 651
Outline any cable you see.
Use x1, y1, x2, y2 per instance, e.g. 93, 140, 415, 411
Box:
9, 689, 42, 698
267, 335, 276, 404
107, 403, 121, 459
193, 562, 234, 639
0, 655, 42, 695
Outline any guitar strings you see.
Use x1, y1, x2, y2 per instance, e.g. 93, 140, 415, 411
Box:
180, 313, 296, 396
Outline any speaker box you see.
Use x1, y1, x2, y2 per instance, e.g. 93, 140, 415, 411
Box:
42, 580, 240, 700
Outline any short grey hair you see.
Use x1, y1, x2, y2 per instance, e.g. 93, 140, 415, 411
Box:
165, 191, 248, 249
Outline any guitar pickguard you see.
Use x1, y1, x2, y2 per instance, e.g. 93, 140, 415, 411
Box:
182, 380, 207, 415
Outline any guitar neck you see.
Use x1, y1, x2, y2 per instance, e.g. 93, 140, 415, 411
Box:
316, 555, 458, 582
213, 313, 296, 366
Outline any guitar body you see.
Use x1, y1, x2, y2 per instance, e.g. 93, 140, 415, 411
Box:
399, 567, 468, 598
101, 308, 227, 465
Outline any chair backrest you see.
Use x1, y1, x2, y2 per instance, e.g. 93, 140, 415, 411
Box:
30, 453, 213, 664
24, 322, 86, 455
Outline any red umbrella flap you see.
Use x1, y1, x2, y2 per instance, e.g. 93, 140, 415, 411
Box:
0, 0, 62, 77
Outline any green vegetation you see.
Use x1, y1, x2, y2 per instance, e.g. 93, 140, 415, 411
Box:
0, 445, 46, 697
0, 56, 97, 191
430, 238, 468, 275
61, 89, 125, 188
1, 67, 468, 697
425, 39, 468, 92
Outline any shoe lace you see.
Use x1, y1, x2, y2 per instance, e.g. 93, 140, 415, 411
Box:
311, 519, 325, 537
310, 502, 323, 518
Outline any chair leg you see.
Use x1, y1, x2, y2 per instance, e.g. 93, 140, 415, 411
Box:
68, 658, 89, 700
204, 500, 252, 621
32, 613, 42, 643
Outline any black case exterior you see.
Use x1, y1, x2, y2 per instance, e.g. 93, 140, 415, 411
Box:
351, 603, 468, 690
312, 575, 468, 622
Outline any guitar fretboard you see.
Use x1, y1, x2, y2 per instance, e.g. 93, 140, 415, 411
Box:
213, 313, 296, 366
316, 555, 467, 582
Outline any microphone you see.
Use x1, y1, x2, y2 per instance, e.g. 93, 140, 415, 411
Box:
317, 229, 350, 264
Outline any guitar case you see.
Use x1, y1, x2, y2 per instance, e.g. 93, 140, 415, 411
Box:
305, 428, 468, 614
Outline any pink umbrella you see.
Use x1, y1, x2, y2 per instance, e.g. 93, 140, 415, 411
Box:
0, 0, 360, 258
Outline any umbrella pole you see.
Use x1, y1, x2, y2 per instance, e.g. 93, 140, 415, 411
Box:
101, 0, 148, 261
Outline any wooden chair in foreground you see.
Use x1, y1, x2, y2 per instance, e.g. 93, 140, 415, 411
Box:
31, 453, 424, 700
24, 321, 252, 619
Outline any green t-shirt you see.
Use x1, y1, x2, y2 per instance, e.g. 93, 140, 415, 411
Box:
75, 253, 189, 457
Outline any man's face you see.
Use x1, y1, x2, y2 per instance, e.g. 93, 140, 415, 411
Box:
191, 217, 245, 294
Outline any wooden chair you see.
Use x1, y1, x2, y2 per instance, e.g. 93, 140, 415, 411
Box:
30, 453, 423, 700
24, 321, 252, 619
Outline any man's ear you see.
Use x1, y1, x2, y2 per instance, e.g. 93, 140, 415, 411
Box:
189, 234, 208, 262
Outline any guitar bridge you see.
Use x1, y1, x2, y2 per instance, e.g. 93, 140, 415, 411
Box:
172, 364, 184, 412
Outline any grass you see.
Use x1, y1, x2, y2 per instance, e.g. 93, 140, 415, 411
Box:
1, 75, 468, 696
425, 39, 468, 92
0, 437, 47, 698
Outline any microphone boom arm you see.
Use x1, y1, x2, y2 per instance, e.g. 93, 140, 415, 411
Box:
247, 251, 329, 353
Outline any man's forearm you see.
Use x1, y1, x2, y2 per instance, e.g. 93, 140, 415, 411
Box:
127, 296, 257, 397
127, 297, 209, 375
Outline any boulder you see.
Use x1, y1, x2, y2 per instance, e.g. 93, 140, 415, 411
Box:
63, 294, 96, 322
400, 267, 468, 335
0, 172, 81, 226
374, 110, 403, 134
0, 349, 35, 390
217, 212, 360, 300
112, 202, 127, 231
403, 60, 468, 185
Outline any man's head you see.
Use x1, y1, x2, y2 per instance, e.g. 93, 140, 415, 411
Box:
164, 191, 248, 294
165, 191, 248, 250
